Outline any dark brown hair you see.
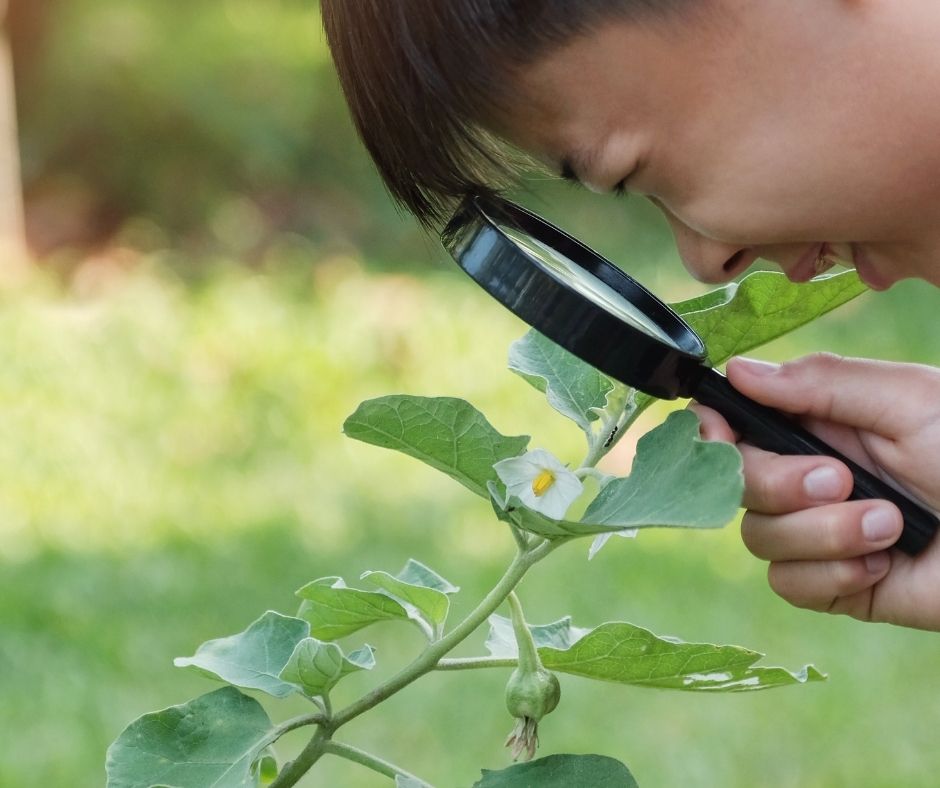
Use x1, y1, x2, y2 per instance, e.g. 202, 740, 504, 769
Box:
321, 1, 687, 228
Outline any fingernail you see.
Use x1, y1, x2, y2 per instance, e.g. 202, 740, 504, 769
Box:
862, 507, 900, 543
733, 357, 780, 376
803, 466, 844, 501
864, 551, 890, 574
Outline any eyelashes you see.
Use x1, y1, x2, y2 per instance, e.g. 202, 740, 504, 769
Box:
559, 159, 632, 199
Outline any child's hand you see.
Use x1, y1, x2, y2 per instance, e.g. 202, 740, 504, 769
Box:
691, 354, 940, 631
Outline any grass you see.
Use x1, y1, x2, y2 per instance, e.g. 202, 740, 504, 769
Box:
2, 255, 940, 787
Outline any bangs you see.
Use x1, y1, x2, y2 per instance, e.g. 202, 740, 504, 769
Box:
321, 1, 684, 228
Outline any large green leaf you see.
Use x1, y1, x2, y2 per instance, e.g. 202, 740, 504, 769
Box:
173, 611, 309, 698
676, 270, 866, 364
343, 396, 529, 498
508, 330, 619, 431
361, 559, 459, 631
490, 411, 742, 538
277, 638, 375, 696
295, 576, 409, 640
106, 687, 276, 788
581, 410, 742, 528
474, 754, 638, 788
540, 621, 826, 692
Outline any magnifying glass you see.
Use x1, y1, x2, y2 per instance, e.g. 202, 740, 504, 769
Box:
441, 193, 938, 555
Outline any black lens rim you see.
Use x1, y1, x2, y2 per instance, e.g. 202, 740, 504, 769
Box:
441, 194, 707, 400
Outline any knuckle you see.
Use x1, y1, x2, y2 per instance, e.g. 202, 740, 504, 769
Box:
739, 513, 766, 557
792, 351, 847, 377
766, 563, 810, 608
827, 558, 867, 596
818, 507, 859, 555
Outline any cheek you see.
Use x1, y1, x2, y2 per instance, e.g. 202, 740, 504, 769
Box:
665, 142, 891, 245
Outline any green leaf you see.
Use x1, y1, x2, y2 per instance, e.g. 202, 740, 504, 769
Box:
295, 576, 409, 640
508, 330, 620, 431
361, 559, 459, 630
343, 396, 529, 498
278, 637, 375, 696
474, 754, 638, 788
485, 614, 590, 658
540, 621, 826, 692
490, 411, 742, 538
173, 611, 309, 698
106, 686, 276, 788
582, 410, 742, 529
674, 270, 866, 365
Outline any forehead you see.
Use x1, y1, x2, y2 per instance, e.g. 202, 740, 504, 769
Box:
496, 18, 702, 168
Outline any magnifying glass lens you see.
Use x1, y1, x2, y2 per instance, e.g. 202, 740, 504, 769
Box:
499, 226, 681, 349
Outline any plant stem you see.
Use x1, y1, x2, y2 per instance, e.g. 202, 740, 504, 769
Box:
507, 591, 539, 673
435, 656, 517, 671
581, 391, 651, 469
270, 726, 331, 788
323, 740, 429, 784
271, 711, 327, 741
330, 539, 555, 729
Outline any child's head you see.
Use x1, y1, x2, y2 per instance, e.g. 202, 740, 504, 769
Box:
323, 1, 940, 290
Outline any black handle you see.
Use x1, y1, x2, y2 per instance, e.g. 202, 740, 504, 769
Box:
693, 367, 937, 555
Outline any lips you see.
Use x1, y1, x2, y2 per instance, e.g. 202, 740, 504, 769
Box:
850, 244, 892, 290
788, 243, 826, 283
787, 242, 861, 284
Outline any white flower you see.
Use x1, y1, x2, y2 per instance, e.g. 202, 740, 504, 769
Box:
493, 449, 583, 520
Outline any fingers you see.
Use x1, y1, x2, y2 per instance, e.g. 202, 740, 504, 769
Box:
737, 444, 853, 513
726, 353, 940, 437
766, 552, 891, 615
688, 403, 737, 443
742, 500, 902, 618
741, 501, 903, 561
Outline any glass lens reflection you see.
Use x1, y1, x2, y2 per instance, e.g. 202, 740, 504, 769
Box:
500, 225, 680, 349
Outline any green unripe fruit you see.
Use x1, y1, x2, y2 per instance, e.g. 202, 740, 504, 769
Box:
505, 665, 560, 722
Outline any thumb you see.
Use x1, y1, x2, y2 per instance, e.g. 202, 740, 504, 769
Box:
726, 353, 940, 437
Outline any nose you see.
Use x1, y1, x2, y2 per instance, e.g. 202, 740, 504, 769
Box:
658, 206, 753, 284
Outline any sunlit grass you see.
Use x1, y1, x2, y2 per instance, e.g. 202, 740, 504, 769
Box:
3, 259, 940, 787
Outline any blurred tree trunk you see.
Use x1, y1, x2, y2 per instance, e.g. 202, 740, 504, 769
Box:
0, 0, 27, 275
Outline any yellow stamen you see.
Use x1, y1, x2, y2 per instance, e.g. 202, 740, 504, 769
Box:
531, 469, 555, 497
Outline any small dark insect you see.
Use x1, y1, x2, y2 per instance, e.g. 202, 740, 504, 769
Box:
604, 425, 619, 448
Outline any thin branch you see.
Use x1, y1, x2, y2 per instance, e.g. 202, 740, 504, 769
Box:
434, 656, 517, 671
323, 740, 431, 784
271, 712, 327, 741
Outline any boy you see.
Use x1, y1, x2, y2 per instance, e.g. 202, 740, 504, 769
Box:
321, 1, 940, 631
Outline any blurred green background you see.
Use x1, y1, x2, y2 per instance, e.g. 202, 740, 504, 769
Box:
4, 2, 940, 787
